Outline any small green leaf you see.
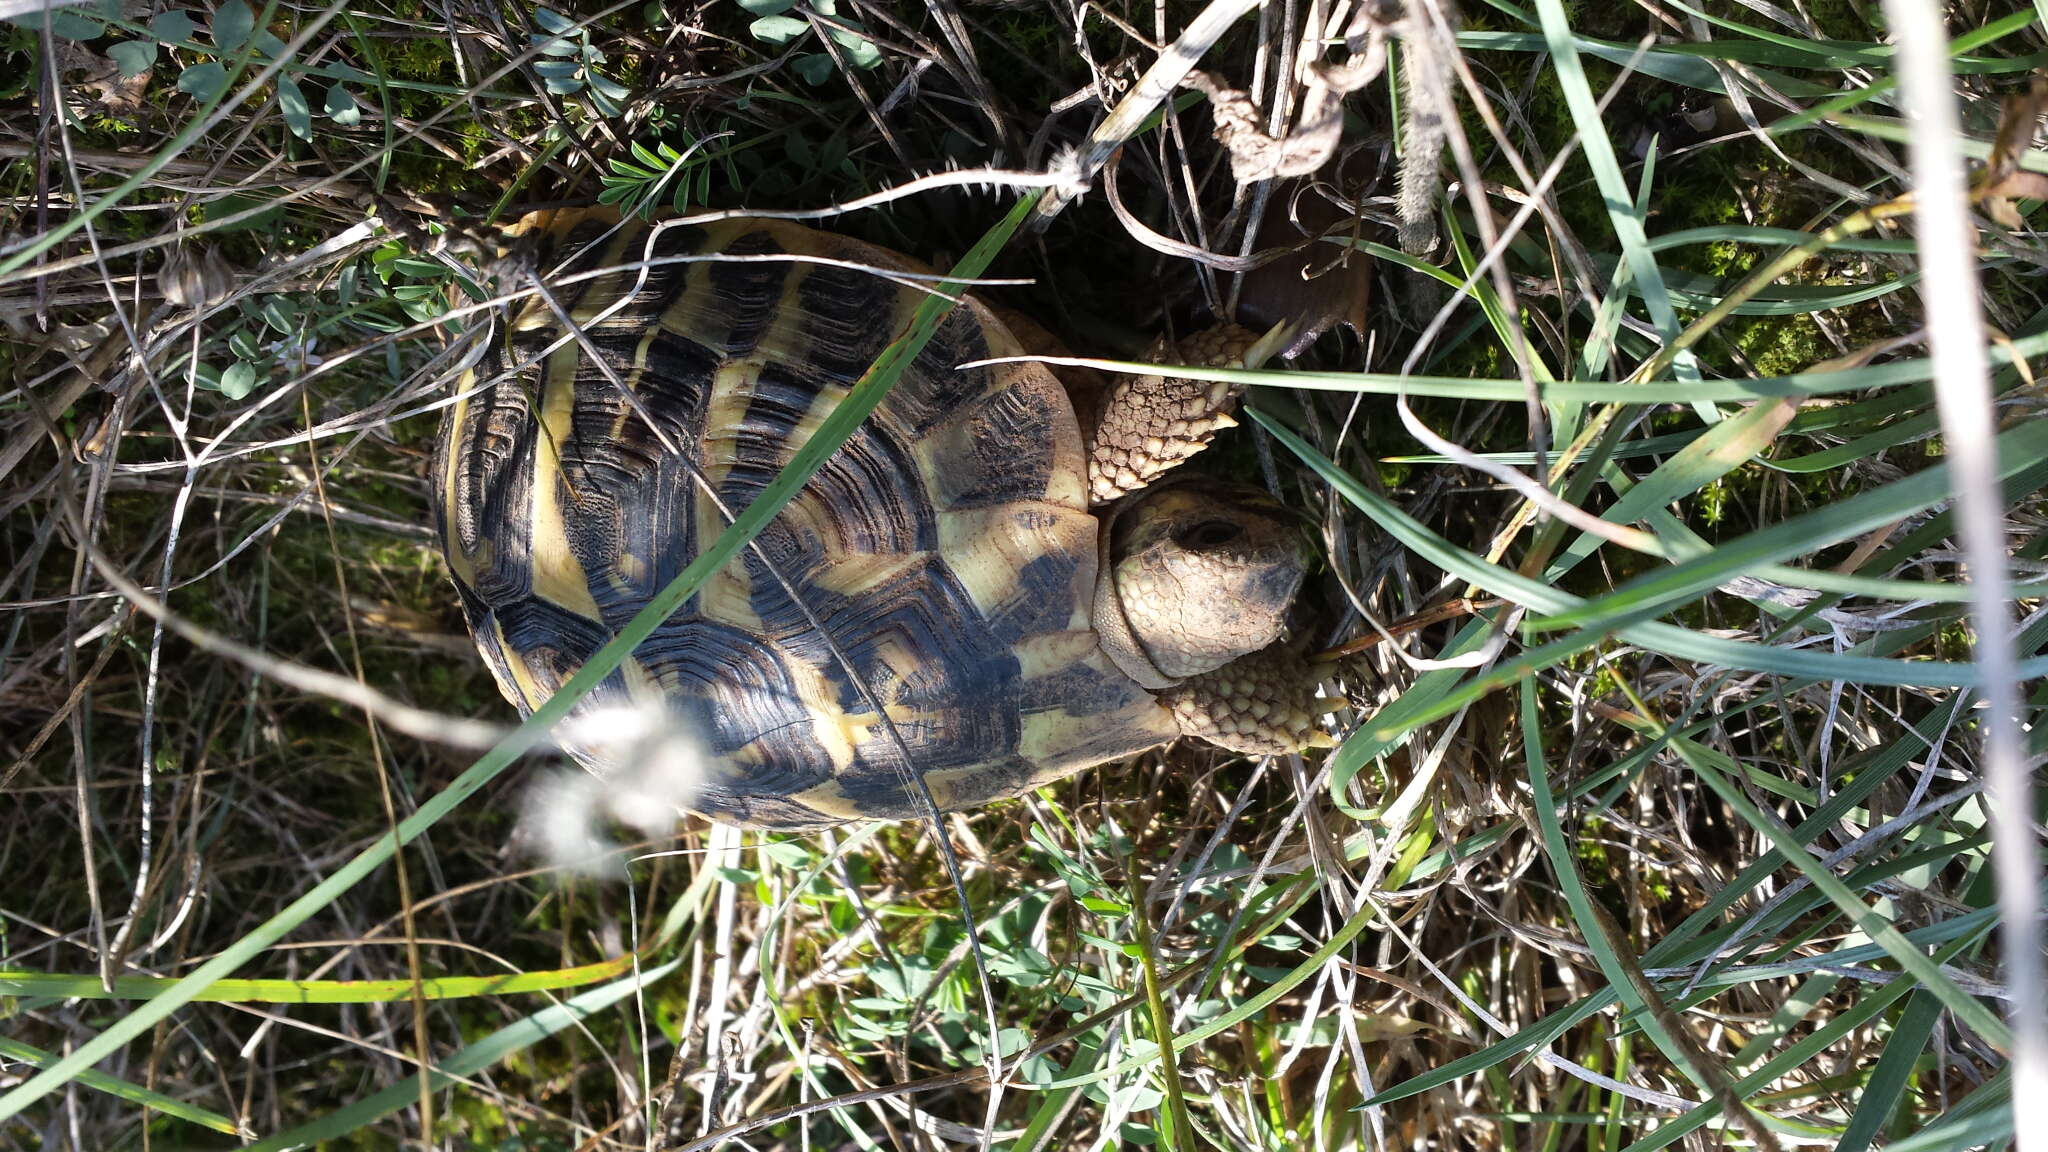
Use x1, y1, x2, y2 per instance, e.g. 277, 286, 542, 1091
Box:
322, 83, 359, 125
533, 60, 580, 78
210, 0, 253, 50
542, 76, 582, 95
250, 29, 286, 58
257, 295, 293, 333
588, 73, 627, 99
276, 74, 311, 139
532, 6, 574, 33
176, 62, 228, 101
389, 257, 446, 279
736, 0, 793, 11
219, 362, 256, 400
748, 13, 807, 43
792, 52, 835, 85
759, 841, 811, 868
149, 9, 198, 44
108, 39, 157, 77
826, 27, 879, 68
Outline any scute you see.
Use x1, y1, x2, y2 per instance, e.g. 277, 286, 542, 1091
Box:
434, 211, 1177, 828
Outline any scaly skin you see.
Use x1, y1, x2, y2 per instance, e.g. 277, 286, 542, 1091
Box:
1156, 647, 1334, 755
1087, 324, 1258, 503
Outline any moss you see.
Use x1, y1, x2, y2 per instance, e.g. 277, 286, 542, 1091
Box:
388, 36, 456, 83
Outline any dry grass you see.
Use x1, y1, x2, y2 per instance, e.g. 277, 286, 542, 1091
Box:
2, 0, 2044, 1149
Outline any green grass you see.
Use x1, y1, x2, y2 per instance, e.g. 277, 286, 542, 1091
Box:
2, 0, 2044, 1149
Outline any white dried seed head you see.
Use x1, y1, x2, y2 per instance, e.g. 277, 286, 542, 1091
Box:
520, 703, 711, 878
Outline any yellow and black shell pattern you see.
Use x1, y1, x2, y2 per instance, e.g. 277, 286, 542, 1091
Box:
433, 213, 1180, 828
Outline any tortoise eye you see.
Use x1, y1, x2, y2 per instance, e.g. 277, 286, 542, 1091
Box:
1177, 520, 1246, 550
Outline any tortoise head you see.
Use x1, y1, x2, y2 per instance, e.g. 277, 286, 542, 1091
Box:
1096, 482, 1307, 685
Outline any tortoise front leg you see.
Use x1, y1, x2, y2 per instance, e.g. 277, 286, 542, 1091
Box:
1155, 645, 1335, 755
1087, 323, 1260, 503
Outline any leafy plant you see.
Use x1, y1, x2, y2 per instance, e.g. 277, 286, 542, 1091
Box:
529, 7, 628, 117
6, 0, 369, 138
598, 134, 727, 217
737, 0, 881, 85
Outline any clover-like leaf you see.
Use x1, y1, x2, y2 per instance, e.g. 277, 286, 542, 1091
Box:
210, 0, 253, 51
150, 9, 198, 44
748, 13, 806, 43
108, 40, 158, 78
277, 74, 311, 139
218, 362, 257, 400
177, 61, 229, 101
323, 83, 360, 125
792, 52, 835, 86
826, 26, 880, 69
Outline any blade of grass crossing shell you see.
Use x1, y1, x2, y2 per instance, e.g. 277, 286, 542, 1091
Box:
0, 192, 1044, 1126
1530, 0, 1708, 417
241, 957, 686, 1151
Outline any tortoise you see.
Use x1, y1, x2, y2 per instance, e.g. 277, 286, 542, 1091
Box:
432, 210, 1328, 829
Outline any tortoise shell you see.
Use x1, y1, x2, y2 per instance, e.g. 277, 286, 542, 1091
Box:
433, 213, 1180, 827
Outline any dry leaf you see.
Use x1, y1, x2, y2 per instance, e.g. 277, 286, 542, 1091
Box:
1235, 186, 1373, 358
53, 41, 149, 119
1975, 75, 2048, 228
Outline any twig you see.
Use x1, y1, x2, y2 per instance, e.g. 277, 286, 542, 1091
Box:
1028, 0, 1266, 226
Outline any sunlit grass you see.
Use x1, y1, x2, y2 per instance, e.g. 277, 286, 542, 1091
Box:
2, 0, 2042, 1148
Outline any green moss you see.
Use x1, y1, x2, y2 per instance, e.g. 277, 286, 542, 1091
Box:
389, 37, 456, 82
